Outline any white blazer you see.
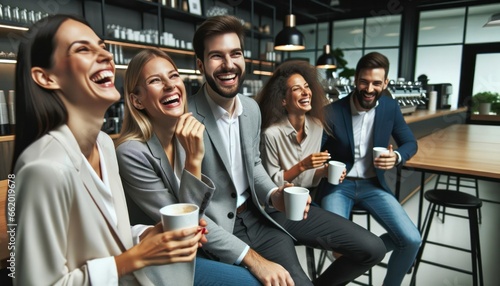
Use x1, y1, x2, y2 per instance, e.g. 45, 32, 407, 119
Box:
13, 125, 152, 285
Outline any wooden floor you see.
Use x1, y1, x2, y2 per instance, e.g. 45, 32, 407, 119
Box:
296, 176, 500, 286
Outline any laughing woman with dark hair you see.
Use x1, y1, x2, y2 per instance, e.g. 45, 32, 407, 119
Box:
256, 60, 345, 190
12, 15, 206, 285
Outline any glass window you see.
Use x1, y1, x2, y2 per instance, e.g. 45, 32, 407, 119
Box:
466, 3, 500, 44
415, 45, 463, 109
333, 19, 364, 49
333, 49, 363, 80
365, 15, 401, 48
297, 22, 329, 51
418, 8, 466, 45
472, 53, 500, 95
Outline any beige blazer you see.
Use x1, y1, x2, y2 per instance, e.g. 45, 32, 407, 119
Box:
13, 125, 152, 285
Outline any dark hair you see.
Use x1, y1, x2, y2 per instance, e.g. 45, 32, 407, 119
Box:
255, 60, 329, 133
12, 14, 90, 169
355, 52, 390, 80
193, 15, 245, 61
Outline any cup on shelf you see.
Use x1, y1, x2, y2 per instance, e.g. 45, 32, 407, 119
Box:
3, 5, 12, 21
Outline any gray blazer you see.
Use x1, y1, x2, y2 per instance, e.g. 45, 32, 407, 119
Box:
14, 125, 152, 285
188, 85, 293, 264
116, 133, 215, 285
116, 134, 215, 226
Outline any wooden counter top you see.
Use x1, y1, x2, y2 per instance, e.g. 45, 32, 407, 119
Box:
470, 114, 500, 122
405, 124, 500, 180
403, 107, 467, 124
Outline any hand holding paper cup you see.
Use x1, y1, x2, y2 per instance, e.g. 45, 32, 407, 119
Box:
373, 147, 390, 159
160, 203, 199, 233
284, 187, 309, 221
328, 160, 346, 185
158, 203, 199, 286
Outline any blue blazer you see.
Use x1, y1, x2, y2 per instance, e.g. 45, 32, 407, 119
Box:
321, 94, 418, 193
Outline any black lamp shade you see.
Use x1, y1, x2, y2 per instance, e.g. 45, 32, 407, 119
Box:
274, 14, 305, 51
316, 44, 337, 69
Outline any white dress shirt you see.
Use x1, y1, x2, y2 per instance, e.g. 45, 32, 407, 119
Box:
81, 143, 119, 285
204, 91, 250, 207
347, 96, 378, 179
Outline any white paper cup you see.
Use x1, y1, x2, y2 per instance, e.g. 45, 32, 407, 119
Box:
284, 187, 309, 221
373, 147, 389, 159
328, 160, 346, 185
160, 203, 199, 233
157, 203, 199, 286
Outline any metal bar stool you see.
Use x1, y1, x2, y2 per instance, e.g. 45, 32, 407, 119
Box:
434, 175, 481, 224
410, 189, 483, 286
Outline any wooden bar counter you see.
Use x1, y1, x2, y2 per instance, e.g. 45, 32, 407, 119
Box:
384, 107, 468, 203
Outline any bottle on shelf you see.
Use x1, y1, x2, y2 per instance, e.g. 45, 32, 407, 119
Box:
7, 90, 15, 134
0, 90, 10, 135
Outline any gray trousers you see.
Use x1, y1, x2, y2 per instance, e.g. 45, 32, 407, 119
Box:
233, 202, 385, 286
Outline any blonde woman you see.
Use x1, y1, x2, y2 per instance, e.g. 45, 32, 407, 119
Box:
115, 48, 261, 285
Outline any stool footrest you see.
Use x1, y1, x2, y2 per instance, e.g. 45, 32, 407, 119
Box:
436, 211, 469, 220
420, 259, 474, 275
351, 280, 370, 286
426, 240, 472, 253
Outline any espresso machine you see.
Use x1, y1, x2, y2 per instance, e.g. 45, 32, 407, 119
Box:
427, 83, 452, 109
386, 79, 428, 115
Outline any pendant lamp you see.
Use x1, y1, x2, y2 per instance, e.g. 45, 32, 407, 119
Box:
274, 0, 305, 51
316, 44, 337, 69
483, 12, 500, 27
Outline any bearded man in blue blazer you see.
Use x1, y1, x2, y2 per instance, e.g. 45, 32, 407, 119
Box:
319, 52, 421, 286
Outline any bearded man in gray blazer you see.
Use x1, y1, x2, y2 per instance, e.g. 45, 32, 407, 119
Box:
188, 15, 386, 286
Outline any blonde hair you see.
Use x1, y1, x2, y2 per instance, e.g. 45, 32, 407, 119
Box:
115, 48, 181, 147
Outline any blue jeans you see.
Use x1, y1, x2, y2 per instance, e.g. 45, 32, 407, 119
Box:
194, 257, 261, 286
320, 178, 421, 286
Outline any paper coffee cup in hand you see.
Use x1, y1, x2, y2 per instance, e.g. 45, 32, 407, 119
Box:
158, 203, 199, 286
284, 187, 309, 221
373, 147, 389, 159
328, 160, 346, 185
160, 203, 199, 233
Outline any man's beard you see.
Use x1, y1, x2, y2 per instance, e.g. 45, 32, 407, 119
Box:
354, 89, 381, 110
205, 68, 246, 99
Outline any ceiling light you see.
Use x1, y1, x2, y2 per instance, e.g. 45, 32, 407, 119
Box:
483, 12, 500, 27
274, 0, 305, 51
316, 44, 337, 69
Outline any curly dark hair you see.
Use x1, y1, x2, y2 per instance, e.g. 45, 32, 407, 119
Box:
255, 60, 329, 132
